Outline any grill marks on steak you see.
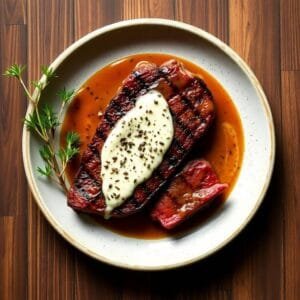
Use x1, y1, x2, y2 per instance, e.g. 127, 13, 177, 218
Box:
67, 59, 216, 217
151, 159, 228, 229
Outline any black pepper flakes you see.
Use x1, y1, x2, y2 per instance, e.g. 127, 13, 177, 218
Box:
111, 168, 119, 174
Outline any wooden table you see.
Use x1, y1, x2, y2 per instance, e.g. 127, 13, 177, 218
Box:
0, 1, 299, 299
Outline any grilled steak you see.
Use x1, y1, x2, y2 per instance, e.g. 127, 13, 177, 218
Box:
68, 59, 216, 217
151, 159, 228, 229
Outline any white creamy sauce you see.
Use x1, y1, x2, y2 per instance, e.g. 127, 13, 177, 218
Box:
101, 90, 174, 217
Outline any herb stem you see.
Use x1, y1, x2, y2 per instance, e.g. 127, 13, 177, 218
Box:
35, 104, 48, 139
4, 64, 78, 194
34, 126, 48, 142
49, 175, 64, 188
19, 77, 35, 104
19, 75, 48, 140
59, 162, 67, 178
48, 139, 68, 193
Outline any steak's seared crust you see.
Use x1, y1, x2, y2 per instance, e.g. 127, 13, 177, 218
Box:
67, 60, 216, 217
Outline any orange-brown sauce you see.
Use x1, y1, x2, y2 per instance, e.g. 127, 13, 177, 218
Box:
61, 53, 244, 239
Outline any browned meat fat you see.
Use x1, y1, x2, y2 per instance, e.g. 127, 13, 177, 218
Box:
67, 60, 216, 217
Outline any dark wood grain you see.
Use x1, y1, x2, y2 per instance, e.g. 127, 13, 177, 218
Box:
0, 2, 28, 297
0, 0, 299, 299
229, 1, 284, 299
74, 0, 122, 39
281, 71, 300, 299
175, 0, 228, 42
26, 1, 76, 300
3, 0, 26, 25
280, 0, 300, 70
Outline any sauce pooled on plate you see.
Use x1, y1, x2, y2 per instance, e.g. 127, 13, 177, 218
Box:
61, 53, 244, 239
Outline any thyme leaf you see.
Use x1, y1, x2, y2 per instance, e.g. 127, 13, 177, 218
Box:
3, 64, 26, 79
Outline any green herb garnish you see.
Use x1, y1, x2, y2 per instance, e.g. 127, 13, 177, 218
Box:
4, 64, 80, 193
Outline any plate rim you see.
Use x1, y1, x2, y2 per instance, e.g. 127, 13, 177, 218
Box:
22, 18, 275, 270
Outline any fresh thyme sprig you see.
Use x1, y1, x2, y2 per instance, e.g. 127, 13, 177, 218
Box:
4, 64, 80, 193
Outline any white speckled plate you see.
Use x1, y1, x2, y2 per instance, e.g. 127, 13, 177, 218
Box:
22, 19, 275, 270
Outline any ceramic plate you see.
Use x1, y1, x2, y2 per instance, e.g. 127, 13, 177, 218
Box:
23, 19, 275, 270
